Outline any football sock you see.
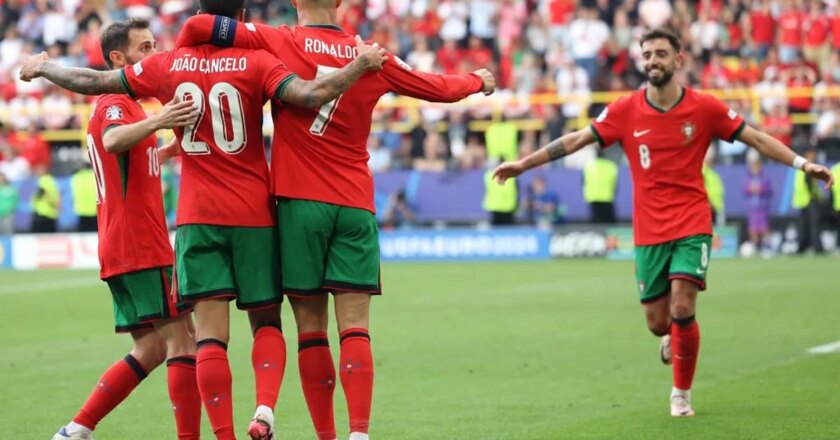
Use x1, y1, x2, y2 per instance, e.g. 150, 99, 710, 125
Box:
339, 328, 374, 435
671, 315, 700, 391
72, 354, 147, 431
167, 356, 202, 440
252, 325, 286, 410
298, 331, 337, 440
196, 339, 235, 440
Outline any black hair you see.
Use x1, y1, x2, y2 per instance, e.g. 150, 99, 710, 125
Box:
100, 18, 150, 69
198, 0, 245, 18
640, 28, 682, 52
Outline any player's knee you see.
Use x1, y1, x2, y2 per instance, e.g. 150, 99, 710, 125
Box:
646, 316, 670, 336
248, 306, 282, 334
133, 337, 167, 370
335, 295, 370, 331
670, 302, 695, 320
290, 296, 329, 333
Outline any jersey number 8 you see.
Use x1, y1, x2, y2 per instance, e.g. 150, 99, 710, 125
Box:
639, 144, 651, 170
175, 82, 247, 155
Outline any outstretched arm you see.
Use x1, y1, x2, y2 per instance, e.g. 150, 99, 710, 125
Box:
493, 127, 596, 184
103, 96, 197, 153
278, 36, 388, 109
382, 62, 495, 101
737, 125, 834, 189
19, 52, 127, 95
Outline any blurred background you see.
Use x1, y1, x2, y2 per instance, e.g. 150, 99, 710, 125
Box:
0, 0, 839, 262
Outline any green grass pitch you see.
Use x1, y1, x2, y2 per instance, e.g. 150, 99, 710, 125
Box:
2, 257, 839, 439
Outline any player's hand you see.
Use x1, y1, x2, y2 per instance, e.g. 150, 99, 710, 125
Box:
803, 162, 834, 189
154, 96, 200, 130
493, 160, 526, 184
355, 35, 389, 71
473, 68, 496, 96
157, 137, 181, 163
19, 51, 49, 82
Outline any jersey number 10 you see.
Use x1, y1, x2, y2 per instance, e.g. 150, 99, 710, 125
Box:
175, 82, 247, 155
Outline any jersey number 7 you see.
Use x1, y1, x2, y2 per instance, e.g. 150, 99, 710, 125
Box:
309, 65, 344, 136
175, 82, 247, 155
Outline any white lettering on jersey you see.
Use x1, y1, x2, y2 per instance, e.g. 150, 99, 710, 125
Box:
170, 55, 248, 74
303, 38, 357, 60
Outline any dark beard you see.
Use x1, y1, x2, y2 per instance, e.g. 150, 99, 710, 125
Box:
647, 69, 674, 87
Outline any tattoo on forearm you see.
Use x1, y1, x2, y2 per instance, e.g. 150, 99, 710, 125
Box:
546, 140, 568, 161
41, 63, 125, 95
282, 60, 365, 108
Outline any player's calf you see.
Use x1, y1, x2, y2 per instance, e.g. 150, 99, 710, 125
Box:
247, 307, 286, 440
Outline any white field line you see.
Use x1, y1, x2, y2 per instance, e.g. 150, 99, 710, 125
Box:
807, 340, 840, 354
0, 277, 101, 295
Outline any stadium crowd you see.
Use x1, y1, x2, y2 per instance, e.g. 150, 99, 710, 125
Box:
2, 0, 840, 179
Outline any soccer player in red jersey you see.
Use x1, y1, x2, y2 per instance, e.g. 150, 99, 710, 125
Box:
20, 2, 388, 439
50, 19, 201, 440
493, 29, 834, 417
173, 4, 495, 439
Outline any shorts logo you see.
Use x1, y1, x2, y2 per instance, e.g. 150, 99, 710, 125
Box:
105, 105, 123, 120
638, 281, 645, 292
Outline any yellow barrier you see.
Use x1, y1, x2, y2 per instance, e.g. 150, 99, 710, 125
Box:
2, 86, 837, 143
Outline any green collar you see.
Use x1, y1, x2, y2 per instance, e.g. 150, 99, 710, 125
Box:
644, 86, 685, 113
304, 24, 343, 31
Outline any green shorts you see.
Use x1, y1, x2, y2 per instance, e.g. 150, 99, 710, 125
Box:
634, 234, 711, 303
174, 224, 282, 309
277, 198, 381, 296
106, 266, 187, 333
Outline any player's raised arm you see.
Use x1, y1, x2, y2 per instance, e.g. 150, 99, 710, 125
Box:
737, 125, 834, 189
102, 96, 197, 153
381, 58, 496, 101
278, 36, 388, 109
19, 52, 127, 95
493, 126, 596, 184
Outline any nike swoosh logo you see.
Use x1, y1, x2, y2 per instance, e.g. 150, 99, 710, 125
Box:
633, 129, 651, 138
696, 269, 705, 274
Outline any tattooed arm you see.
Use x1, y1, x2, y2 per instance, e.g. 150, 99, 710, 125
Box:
19, 52, 127, 95
278, 35, 388, 109
493, 127, 596, 184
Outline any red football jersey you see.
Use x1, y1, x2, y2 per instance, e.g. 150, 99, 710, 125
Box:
120, 43, 296, 226
176, 17, 484, 213
87, 94, 173, 279
591, 88, 745, 246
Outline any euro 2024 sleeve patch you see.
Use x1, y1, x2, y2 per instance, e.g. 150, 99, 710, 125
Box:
105, 105, 124, 121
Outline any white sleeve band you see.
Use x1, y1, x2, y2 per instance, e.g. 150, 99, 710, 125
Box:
792, 156, 807, 170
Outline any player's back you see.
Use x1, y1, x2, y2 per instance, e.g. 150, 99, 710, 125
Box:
123, 45, 294, 227
86, 94, 172, 279
268, 26, 389, 211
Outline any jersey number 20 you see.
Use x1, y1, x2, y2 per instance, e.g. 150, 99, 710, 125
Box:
175, 82, 247, 155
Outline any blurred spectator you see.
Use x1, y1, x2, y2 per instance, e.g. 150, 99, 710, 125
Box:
485, 118, 518, 163
42, 86, 74, 130
457, 134, 487, 170
583, 152, 618, 223
554, 53, 590, 119
792, 148, 825, 254
703, 151, 725, 225
437, 0, 468, 42
30, 165, 59, 233
745, 159, 773, 254
748, 0, 776, 61
568, 7, 609, 81
367, 134, 392, 172
382, 188, 416, 229
12, 125, 52, 171
497, 0, 527, 54
527, 175, 565, 228
638, 0, 672, 29
754, 67, 788, 114
778, 0, 805, 64
469, 0, 498, 50
413, 130, 448, 171
0, 171, 17, 235
0, 27, 23, 73
70, 161, 97, 232
763, 104, 794, 148
483, 168, 517, 226
406, 37, 436, 73
803, 0, 830, 71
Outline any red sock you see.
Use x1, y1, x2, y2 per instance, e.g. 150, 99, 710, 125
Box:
196, 341, 235, 440
73, 354, 146, 430
298, 332, 336, 440
252, 325, 287, 409
339, 328, 374, 434
671, 318, 700, 390
167, 356, 202, 440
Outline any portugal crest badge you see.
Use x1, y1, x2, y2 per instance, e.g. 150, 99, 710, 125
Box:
682, 121, 695, 142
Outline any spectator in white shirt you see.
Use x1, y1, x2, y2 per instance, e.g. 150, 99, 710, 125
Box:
568, 7, 610, 81
437, 0, 469, 42
469, 0, 498, 45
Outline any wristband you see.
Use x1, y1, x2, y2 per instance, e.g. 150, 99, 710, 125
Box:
792, 155, 807, 170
